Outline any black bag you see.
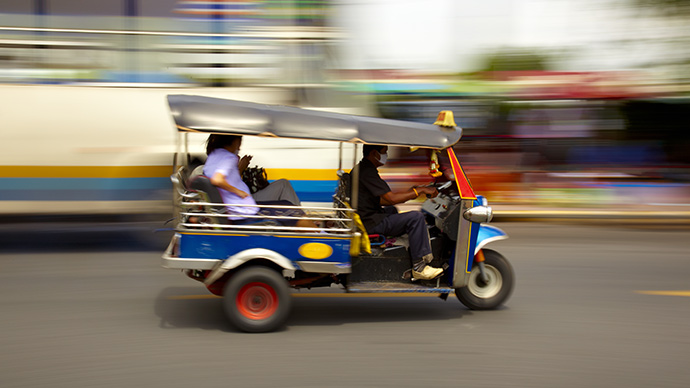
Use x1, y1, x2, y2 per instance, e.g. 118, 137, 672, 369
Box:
242, 166, 270, 194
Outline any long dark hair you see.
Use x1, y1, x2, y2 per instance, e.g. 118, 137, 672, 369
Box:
205, 134, 240, 155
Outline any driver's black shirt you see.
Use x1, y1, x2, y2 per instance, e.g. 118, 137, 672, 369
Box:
355, 158, 391, 231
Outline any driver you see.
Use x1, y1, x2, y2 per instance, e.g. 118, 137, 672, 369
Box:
356, 145, 443, 280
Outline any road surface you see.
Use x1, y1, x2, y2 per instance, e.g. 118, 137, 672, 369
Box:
1, 223, 688, 388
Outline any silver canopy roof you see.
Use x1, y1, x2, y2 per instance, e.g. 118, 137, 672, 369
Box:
167, 95, 462, 149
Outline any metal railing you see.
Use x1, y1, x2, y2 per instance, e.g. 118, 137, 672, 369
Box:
178, 200, 355, 235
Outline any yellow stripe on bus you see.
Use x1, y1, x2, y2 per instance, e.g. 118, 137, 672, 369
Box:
1, 166, 338, 180
0, 165, 172, 178
265, 169, 338, 181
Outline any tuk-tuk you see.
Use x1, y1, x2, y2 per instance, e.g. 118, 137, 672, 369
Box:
162, 95, 514, 332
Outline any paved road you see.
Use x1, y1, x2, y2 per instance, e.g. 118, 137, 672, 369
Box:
1, 223, 689, 388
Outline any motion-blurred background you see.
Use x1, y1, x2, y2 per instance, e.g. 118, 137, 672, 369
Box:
2, 4, 689, 387
1, 0, 688, 224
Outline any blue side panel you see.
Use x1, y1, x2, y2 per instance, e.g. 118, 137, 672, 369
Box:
473, 196, 486, 207
284, 180, 338, 203
179, 233, 351, 264
465, 222, 480, 273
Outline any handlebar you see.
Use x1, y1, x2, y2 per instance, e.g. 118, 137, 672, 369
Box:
436, 181, 453, 191
417, 180, 454, 199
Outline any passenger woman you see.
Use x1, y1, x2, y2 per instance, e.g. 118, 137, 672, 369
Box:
203, 134, 312, 228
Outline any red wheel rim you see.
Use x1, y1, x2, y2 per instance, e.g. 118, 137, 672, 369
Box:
236, 282, 278, 320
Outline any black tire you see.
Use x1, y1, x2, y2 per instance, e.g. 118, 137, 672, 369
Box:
456, 249, 514, 310
223, 266, 292, 333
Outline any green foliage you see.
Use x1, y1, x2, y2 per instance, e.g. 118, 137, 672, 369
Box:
479, 49, 550, 72
633, 0, 690, 16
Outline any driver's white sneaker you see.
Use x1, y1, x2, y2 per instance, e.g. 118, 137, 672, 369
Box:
412, 266, 443, 280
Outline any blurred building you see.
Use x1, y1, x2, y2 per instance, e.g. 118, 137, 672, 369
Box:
0, 0, 688, 213
0, 0, 337, 88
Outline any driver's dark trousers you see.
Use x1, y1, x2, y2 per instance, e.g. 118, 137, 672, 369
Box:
367, 206, 432, 260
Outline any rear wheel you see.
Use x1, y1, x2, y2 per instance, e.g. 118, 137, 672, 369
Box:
223, 266, 292, 332
456, 249, 514, 310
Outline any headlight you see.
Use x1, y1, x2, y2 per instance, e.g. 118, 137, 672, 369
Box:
463, 206, 493, 223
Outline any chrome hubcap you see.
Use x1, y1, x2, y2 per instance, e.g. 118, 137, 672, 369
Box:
467, 264, 502, 299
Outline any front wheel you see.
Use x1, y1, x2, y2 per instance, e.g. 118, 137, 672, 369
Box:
456, 249, 514, 310
223, 266, 292, 332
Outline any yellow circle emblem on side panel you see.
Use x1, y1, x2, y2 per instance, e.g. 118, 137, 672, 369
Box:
298, 243, 333, 260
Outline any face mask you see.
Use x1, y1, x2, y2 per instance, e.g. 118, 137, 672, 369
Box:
378, 152, 387, 165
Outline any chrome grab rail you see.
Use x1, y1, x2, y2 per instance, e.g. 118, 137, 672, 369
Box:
180, 211, 352, 223
171, 174, 199, 199
177, 200, 355, 234
178, 222, 352, 234
180, 200, 354, 213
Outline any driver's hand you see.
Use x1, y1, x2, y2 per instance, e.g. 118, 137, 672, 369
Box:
419, 186, 438, 198
442, 167, 455, 181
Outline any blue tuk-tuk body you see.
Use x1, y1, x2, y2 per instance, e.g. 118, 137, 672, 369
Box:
162, 95, 513, 332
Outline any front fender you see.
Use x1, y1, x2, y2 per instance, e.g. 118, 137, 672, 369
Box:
204, 248, 296, 285
474, 224, 508, 255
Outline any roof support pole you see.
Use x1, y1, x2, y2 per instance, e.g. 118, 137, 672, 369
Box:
351, 144, 359, 210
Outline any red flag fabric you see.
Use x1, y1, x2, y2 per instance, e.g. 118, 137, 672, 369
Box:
447, 148, 476, 200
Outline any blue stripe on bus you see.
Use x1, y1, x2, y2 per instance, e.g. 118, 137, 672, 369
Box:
0, 178, 170, 201
286, 180, 337, 202
0, 178, 170, 190
0, 189, 167, 201
0, 178, 338, 203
